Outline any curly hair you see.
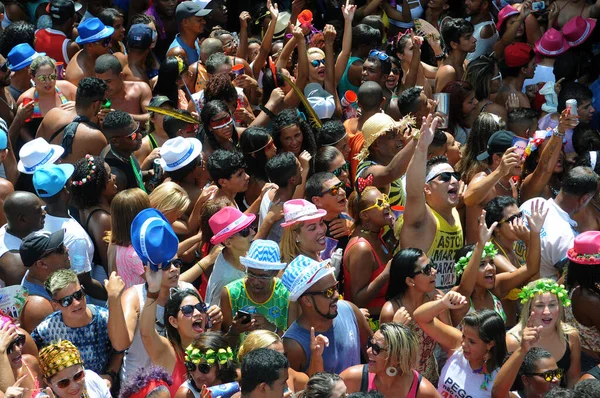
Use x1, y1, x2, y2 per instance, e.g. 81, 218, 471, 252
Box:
0, 21, 35, 57
186, 332, 238, 387
272, 108, 317, 157
205, 73, 238, 105
119, 366, 172, 398
201, 100, 239, 150
70, 155, 109, 209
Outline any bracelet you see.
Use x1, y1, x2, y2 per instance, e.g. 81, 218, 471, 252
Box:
197, 261, 206, 273
259, 104, 277, 119
434, 53, 445, 60
147, 290, 160, 300
553, 127, 565, 137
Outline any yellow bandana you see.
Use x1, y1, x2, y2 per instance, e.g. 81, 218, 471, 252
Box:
39, 340, 83, 379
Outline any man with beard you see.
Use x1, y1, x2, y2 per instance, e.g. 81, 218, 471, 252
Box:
167, 2, 211, 64
95, 54, 151, 122
0, 54, 15, 125
282, 255, 372, 375
0, 191, 46, 286
145, 0, 179, 61
36, 77, 108, 164
435, 18, 477, 93
464, 0, 498, 62
399, 114, 463, 292
101, 111, 145, 192
221, 240, 292, 346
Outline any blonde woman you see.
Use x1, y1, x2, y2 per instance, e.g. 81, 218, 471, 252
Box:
238, 330, 309, 393
150, 181, 191, 235
279, 199, 327, 264
506, 279, 581, 388
340, 323, 439, 397
107, 188, 150, 287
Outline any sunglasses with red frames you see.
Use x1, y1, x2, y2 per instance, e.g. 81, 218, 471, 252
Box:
124, 122, 141, 140
54, 370, 85, 389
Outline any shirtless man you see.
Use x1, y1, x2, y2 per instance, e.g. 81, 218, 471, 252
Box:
36, 77, 108, 164
64, 17, 113, 86
494, 42, 535, 109
185, 38, 223, 94
0, 54, 16, 126
123, 24, 154, 83
435, 18, 476, 93
95, 54, 152, 122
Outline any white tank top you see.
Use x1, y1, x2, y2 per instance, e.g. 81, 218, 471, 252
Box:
389, 0, 424, 29
438, 349, 499, 398
120, 282, 195, 383
181, 380, 201, 398
466, 19, 499, 63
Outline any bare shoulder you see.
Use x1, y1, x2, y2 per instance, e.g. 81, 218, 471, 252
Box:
0, 178, 14, 196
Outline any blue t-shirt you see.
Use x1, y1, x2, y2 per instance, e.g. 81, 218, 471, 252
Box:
31, 304, 111, 375
21, 273, 52, 301
168, 34, 200, 64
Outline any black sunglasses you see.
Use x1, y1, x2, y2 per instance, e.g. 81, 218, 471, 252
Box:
7, 334, 25, 355
433, 171, 461, 183
0, 62, 8, 72
180, 302, 208, 317
162, 258, 183, 270
332, 162, 349, 178
238, 225, 255, 238
55, 370, 85, 389
303, 282, 338, 299
321, 181, 344, 197
412, 262, 437, 276
185, 361, 213, 374
54, 286, 85, 307
524, 368, 563, 382
500, 211, 523, 225
366, 337, 388, 356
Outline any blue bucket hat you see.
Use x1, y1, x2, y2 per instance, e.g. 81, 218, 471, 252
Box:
131, 208, 179, 268
32, 164, 75, 198
240, 240, 287, 271
75, 17, 115, 45
7, 44, 45, 71
281, 255, 333, 301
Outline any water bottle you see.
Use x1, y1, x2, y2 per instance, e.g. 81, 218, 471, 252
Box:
69, 238, 88, 274
330, 248, 343, 278
341, 90, 358, 121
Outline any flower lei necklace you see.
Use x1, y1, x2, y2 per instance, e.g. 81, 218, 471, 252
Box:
455, 242, 498, 277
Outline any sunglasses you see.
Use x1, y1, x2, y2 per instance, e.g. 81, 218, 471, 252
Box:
180, 302, 208, 317
54, 286, 85, 307
310, 59, 325, 67
246, 270, 276, 280
0, 62, 9, 73
332, 162, 349, 178
360, 194, 390, 214
390, 67, 400, 75
500, 211, 523, 224
303, 282, 339, 299
97, 37, 112, 47
185, 361, 213, 374
41, 243, 67, 259
321, 181, 344, 197
54, 370, 85, 389
366, 337, 388, 356
432, 171, 461, 183
7, 334, 25, 355
161, 258, 183, 270
36, 73, 57, 83
124, 122, 141, 140
491, 71, 502, 81
369, 50, 390, 61
412, 262, 437, 276
238, 225, 255, 238
525, 368, 563, 382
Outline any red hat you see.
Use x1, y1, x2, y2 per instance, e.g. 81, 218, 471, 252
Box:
534, 28, 570, 57
567, 231, 600, 265
504, 42, 533, 67
497, 5, 519, 32
209, 207, 256, 245
562, 16, 596, 47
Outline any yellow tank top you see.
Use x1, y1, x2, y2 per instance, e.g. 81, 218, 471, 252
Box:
427, 207, 463, 292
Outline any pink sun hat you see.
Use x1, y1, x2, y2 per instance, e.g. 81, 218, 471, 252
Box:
567, 231, 600, 265
562, 16, 596, 47
535, 28, 570, 56
281, 199, 327, 228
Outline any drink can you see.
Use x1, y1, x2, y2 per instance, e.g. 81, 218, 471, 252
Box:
433, 93, 449, 129
56, 62, 64, 80
70, 238, 89, 274
153, 158, 162, 181
566, 99, 578, 117
207, 382, 240, 398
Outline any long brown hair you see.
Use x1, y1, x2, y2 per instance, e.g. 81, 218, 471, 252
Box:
109, 188, 150, 246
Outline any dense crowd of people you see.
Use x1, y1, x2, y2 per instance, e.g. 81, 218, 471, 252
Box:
0, 0, 599, 397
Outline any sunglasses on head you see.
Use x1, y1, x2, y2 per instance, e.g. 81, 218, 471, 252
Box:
310, 59, 325, 67
180, 302, 208, 317
360, 194, 390, 214
54, 286, 85, 307
54, 370, 85, 389
366, 337, 388, 356
369, 50, 390, 61
525, 368, 563, 382
41, 243, 67, 259
303, 282, 338, 299
321, 181, 344, 197
7, 334, 25, 355
432, 171, 461, 183
36, 73, 57, 83
185, 361, 213, 374
500, 211, 523, 224
412, 262, 437, 276
332, 162, 349, 178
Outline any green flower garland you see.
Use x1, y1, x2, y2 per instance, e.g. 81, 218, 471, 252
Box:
517, 280, 571, 306
185, 345, 234, 365
455, 242, 498, 277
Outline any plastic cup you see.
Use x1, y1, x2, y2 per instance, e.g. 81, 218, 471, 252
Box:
232, 64, 244, 77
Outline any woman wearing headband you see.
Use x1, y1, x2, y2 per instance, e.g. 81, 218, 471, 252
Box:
38, 340, 111, 398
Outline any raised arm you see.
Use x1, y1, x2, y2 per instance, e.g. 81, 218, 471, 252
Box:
252, 0, 279, 79
237, 12, 251, 62
404, 34, 423, 90
105, 272, 137, 352
335, 2, 356, 82
493, 1, 531, 59
414, 290, 467, 352
323, 25, 342, 118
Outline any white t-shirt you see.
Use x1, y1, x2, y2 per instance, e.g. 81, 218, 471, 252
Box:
518, 198, 576, 279
205, 252, 245, 306
523, 65, 555, 93
0, 224, 23, 288
438, 349, 498, 398
258, 190, 283, 243
84, 370, 111, 398
42, 212, 93, 274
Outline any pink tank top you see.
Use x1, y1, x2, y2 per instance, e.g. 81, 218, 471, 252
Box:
169, 354, 188, 397
343, 237, 388, 310
368, 369, 421, 397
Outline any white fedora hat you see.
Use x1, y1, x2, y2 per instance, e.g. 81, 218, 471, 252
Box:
159, 136, 202, 172
17, 138, 64, 174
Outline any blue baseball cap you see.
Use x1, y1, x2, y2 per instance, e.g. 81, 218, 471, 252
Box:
127, 24, 153, 50
32, 164, 75, 198
75, 17, 114, 45
131, 208, 179, 268
8, 44, 45, 72
0, 118, 8, 150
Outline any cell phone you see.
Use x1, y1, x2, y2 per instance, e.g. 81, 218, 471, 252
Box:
512, 136, 529, 159
531, 1, 546, 11
236, 310, 252, 324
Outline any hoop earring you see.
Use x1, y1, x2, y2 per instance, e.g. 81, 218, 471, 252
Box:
386, 366, 398, 377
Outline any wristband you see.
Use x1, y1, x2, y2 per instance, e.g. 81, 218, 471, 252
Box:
260, 104, 277, 119
434, 53, 445, 60
553, 127, 565, 137
147, 290, 160, 300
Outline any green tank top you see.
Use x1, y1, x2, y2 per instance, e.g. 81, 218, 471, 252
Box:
338, 56, 361, 99
355, 159, 406, 207
225, 278, 289, 340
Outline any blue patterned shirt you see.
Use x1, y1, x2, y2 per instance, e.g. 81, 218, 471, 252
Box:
31, 305, 111, 374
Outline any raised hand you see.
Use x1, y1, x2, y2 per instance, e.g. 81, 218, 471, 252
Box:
521, 312, 542, 352
0, 321, 17, 354
239, 11, 251, 30
310, 326, 330, 357
206, 305, 223, 329
508, 215, 530, 243
5, 375, 29, 398
299, 150, 312, 171
478, 209, 497, 245
525, 199, 548, 235
392, 306, 412, 325
104, 271, 125, 301
558, 107, 579, 132
498, 147, 522, 177
323, 24, 336, 45
291, 25, 304, 42
441, 291, 468, 309
342, 0, 357, 21
417, 112, 442, 148
505, 92, 520, 111
144, 265, 163, 293
267, 0, 279, 20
